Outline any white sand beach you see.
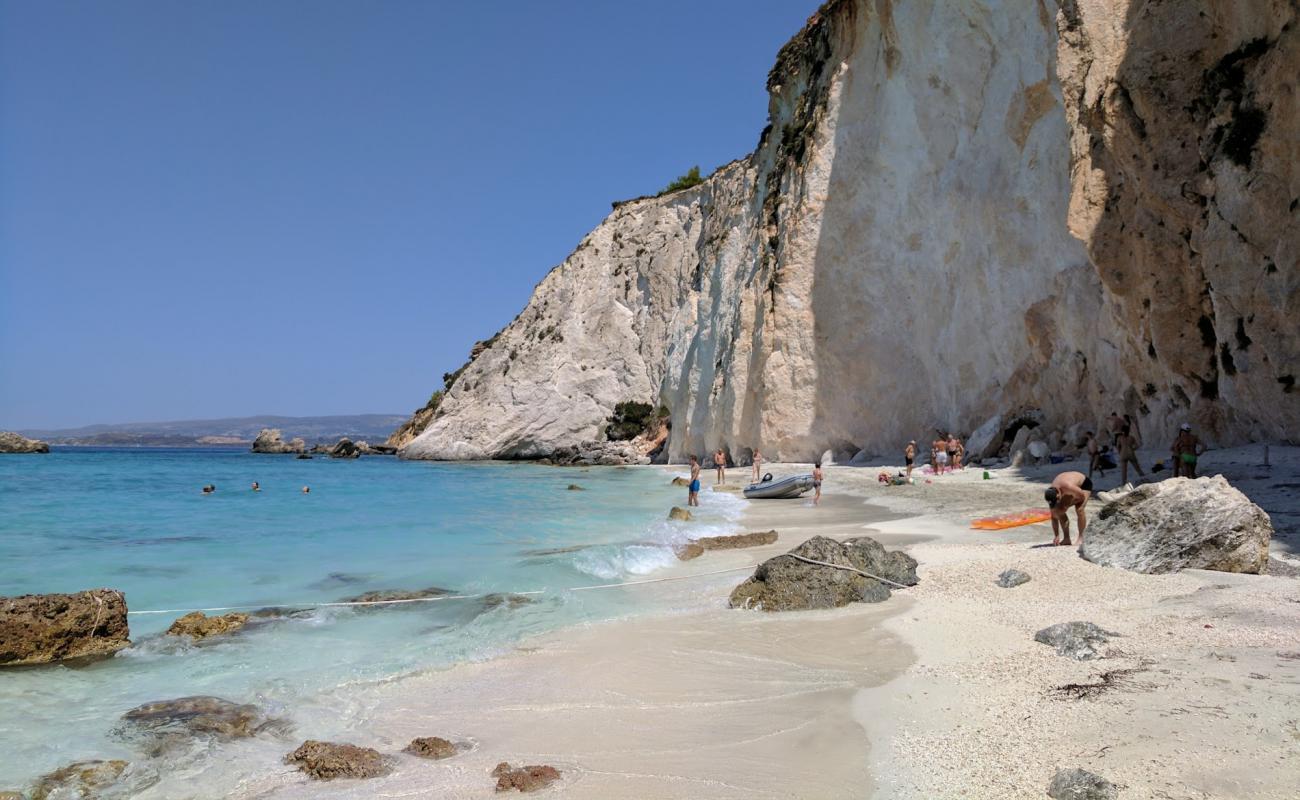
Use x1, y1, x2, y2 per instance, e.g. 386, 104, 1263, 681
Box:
253, 447, 1299, 799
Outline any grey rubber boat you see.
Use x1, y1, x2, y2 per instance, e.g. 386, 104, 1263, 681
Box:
743, 473, 815, 499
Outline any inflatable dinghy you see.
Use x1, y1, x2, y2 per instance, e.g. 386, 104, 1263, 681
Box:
743, 473, 815, 499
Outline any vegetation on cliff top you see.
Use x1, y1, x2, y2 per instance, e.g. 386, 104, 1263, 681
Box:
605, 401, 670, 441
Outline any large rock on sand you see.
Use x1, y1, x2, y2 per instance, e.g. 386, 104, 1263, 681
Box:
1082, 476, 1272, 574
165, 611, 248, 640
1, 590, 129, 666
1047, 767, 1118, 799
251, 429, 306, 454
1034, 621, 1117, 661
285, 740, 392, 781
729, 536, 916, 611
0, 431, 49, 454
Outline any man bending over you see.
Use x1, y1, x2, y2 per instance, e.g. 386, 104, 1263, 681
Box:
1045, 470, 1092, 547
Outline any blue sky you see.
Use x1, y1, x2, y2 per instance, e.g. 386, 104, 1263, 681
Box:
0, 1, 819, 429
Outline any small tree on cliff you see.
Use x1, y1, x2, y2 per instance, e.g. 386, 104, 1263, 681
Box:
660, 166, 704, 195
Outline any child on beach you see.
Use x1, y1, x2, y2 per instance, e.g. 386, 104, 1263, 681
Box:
904, 440, 916, 479
812, 461, 823, 505
688, 455, 701, 507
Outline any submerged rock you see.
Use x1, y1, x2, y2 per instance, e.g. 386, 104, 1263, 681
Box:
121, 696, 288, 747
403, 736, 458, 760
1, 589, 130, 666
1081, 476, 1272, 574
1034, 621, 1117, 661
670, 476, 691, 487
676, 531, 778, 560
482, 593, 534, 611
492, 762, 561, 793
29, 759, 157, 800
996, 569, 1031, 588
667, 507, 693, 521
340, 587, 454, 606
1046, 767, 1119, 799
728, 536, 917, 611
285, 740, 392, 781
164, 611, 248, 640
0, 431, 49, 454
251, 429, 306, 454
566, 484, 584, 491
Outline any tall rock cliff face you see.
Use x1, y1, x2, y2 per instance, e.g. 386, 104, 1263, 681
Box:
403, 0, 1297, 462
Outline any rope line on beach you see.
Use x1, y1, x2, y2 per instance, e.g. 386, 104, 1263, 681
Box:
779, 554, 912, 589
124, 565, 761, 616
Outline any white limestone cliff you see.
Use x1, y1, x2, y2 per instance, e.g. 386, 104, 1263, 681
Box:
403, 0, 1297, 462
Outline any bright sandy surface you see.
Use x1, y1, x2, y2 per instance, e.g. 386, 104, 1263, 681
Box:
256, 446, 1299, 799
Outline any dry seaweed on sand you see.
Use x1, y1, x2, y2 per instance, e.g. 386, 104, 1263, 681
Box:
1050, 659, 1153, 700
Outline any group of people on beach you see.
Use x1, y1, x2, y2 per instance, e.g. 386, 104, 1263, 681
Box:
901, 433, 964, 479
683, 449, 823, 506
1086, 412, 1205, 484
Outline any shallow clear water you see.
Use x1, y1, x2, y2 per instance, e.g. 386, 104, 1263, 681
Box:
0, 448, 743, 792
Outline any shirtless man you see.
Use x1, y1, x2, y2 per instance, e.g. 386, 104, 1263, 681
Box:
1116, 427, 1145, 485
752, 449, 763, 483
933, 434, 949, 475
904, 440, 917, 479
948, 434, 963, 471
1045, 470, 1092, 546
713, 449, 726, 485
1172, 423, 1205, 478
1085, 431, 1104, 479
1105, 411, 1125, 445
812, 461, 824, 506
688, 455, 702, 506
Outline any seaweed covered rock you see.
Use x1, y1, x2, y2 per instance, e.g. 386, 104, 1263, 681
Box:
728, 536, 916, 611
1, 589, 129, 666
285, 740, 392, 781
1081, 476, 1272, 574
164, 611, 248, 640
492, 762, 561, 793
121, 696, 289, 750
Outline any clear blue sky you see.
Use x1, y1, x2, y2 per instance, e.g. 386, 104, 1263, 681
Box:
0, 0, 819, 429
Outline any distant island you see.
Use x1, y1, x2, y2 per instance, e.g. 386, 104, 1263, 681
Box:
18, 414, 406, 448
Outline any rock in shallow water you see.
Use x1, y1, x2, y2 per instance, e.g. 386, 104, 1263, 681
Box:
340, 586, 454, 606
403, 736, 458, 760
120, 696, 289, 750
285, 740, 392, 781
1034, 621, 1117, 661
1046, 767, 1118, 799
1, 589, 129, 666
667, 507, 693, 521
164, 611, 248, 640
29, 759, 158, 800
676, 531, 778, 560
492, 762, 561, 793
728, 536, 917, 611
996, 569, 1031, 588
1081, 476, 1272, 574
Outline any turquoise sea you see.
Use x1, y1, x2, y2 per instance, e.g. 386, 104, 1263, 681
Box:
0, 448, 744, 794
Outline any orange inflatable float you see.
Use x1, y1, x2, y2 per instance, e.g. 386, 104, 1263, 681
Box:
971, 508, 1052, 530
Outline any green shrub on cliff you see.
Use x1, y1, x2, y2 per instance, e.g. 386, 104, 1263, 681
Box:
660, 166, 703, 195
605, 401, 669, 441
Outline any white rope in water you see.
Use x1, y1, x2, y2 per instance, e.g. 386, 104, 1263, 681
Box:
125, 555, 910, 616
125, 565, 760, 616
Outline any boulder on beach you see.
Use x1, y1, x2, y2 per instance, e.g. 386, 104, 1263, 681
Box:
121, 696, 290, 751
996, 569, 1031, 588
677, 531, 778, 560
1046, 767, 1118, 799
29, 759, 157, 800
285, 740, 392, 781
667, 507, 693, 521
1081, 476, 1272, 574
251, 429, 306, 454
165, 611, 248, 640
1, 589, 130, 666
403, 736, 459, 760
728, 536, 917, 611
492, 762, 561, 793
1034, 621, 1117, 661
0, 431, 49, 454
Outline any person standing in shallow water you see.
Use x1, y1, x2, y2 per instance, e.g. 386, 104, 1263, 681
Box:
904, 440, 916, 480
811, 461, 824, 505
752, 449, 763, 483
713, 449, 726, 485
687, 455, 701, 507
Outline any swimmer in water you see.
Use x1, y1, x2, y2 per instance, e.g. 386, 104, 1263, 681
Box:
251, 481, 260, 492
201, 484, 215, 494
301, 486, 310, 494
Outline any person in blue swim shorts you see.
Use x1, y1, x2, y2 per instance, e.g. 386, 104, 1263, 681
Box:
688, 455, 702, 507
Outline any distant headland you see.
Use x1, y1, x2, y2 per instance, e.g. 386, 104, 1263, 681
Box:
16, 414, 406, 448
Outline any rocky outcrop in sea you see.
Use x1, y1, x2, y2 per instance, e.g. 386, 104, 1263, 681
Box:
398, 0, 1297, 463
0, 431, 49, 454
250, 428, 306, 454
